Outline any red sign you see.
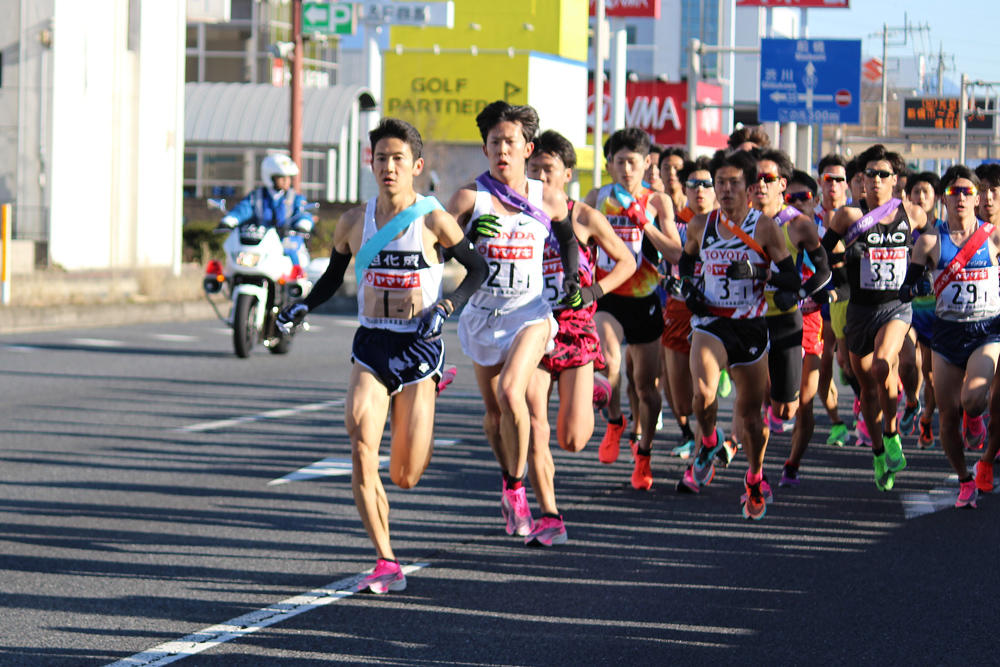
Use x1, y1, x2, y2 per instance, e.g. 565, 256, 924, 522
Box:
736, 0, 848, 7
589, 0, 661, 19
587, 80, 728, 149
835, 89, 852, 107
862, 57, 883, 82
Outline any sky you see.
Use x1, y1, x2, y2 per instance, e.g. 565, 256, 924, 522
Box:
800, 0, 999, 90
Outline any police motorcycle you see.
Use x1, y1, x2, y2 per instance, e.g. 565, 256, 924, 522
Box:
203, 197, 317, 358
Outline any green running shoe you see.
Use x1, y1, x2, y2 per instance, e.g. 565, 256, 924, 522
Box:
717, 369, 732, 398
826, 422, 849, 447
883, 433, 907, 474
873, 452, 893, 492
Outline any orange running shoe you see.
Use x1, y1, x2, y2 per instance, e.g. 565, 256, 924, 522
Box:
631, 452, 653, 490
598, 418, 625, 464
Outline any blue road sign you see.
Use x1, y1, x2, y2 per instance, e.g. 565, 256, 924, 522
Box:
759, 38, 861, 124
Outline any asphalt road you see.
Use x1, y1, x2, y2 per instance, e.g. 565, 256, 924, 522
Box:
1, 314, 997, 666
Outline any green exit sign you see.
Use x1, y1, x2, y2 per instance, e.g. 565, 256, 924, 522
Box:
303, 2, 355, 35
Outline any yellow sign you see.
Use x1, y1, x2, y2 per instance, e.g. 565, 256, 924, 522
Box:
383, 52, 530, 143
390, 1, 587, 62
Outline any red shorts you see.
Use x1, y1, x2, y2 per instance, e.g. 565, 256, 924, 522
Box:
660, 297, 692, 354
802, 310, 823, 358
542, 306, 605, 376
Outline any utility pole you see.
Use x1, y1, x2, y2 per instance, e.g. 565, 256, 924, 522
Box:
593, 0, 606, 190
879, 23, 888, 137
290, 0, 304, 190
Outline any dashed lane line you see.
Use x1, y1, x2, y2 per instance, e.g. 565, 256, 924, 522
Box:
175, 399, 344, 433
267, 440, 459, 486
104, 563, 428, 667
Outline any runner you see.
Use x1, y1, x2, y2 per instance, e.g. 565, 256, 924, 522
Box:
585, 127, 683, 490
446, 101, 580, 537
523, 129, 634, 545
904, 171, 942, 447
823, 144, 927, 491
748, 150, 830, 439
813, 154, 853, 448
659, 147, 690, 215
674, 150, 814, 519
780, 170, 833, 486
847, 157, 865, 205
661, 159, 717, 460
900, 165, 1000, 508
645, 143, 666, 193
726, 126, 771, 153
276, 118, 488, 593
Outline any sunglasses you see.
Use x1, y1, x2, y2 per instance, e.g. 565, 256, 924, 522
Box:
758, 172, 781, 184
784, 191, 814, 204
822, 174, 847, 183
944, 185, 978, 197
685, 179, 714, 189
864, 168, 894, 179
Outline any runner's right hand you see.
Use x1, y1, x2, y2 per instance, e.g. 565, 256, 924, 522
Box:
680, 279, 710, 317
469, 214, 502, 239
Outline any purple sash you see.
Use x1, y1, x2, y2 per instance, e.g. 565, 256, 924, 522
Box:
845, 198, 900, 245
774, 205, 801, 226
475, 171, 552, 231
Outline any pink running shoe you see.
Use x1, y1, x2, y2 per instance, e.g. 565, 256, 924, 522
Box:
436, 365, 457, 395
965, 414, 986, 451
766, 405, 792, 433
592, 373, 612, 410
358, 558, 406, 594
525, 515, 568, 546
955, 478, 978, 509
855, 418, 872, 447
500, 484, 534, 536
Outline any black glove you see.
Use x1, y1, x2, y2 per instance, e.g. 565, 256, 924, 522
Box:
560, 277, 583, 310
680, 279, 710, 317
773, 289, 799, 311
726, 260, 767, 281
664, 276, 683, 298
578, 283, 605, 308
416, 302, 450, 340
469, 214, 502, 240
898, 280, 931, 303
810, 289, 831, 305
276, 303, 308, 334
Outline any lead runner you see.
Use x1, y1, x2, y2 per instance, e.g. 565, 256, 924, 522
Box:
277, 118, 487, 593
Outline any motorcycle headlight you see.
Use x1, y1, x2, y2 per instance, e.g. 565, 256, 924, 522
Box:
236, 251, 261, 267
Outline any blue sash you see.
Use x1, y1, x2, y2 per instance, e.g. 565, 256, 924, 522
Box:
355, 196, 443, 286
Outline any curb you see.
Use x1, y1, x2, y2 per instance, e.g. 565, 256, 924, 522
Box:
0, 300, 217, 335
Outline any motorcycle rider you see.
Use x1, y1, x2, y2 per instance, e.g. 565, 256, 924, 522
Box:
220, 154, 314, 269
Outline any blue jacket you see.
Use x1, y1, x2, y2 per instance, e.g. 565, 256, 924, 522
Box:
223, 187, 313, 230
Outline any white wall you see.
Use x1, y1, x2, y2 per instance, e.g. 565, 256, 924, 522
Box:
49, 0, 185, 271
529, 53, 588, 146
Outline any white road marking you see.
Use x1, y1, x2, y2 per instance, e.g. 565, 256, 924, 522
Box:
105, 563, 428, 666
151, 334, 198, 343
268, 455, 388, 486
434, 438, 459, 447
70, 338, 123, 347
902, 468, 998, 519
1, 345, 39, 352
176, 399, 344, 433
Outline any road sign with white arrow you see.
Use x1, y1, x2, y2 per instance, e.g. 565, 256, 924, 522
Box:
758, 38, 861, 124
303, 2, 356, 35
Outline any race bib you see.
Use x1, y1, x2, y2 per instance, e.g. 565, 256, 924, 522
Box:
860, 247, 906, 290
703, 264, 759, 309
936, 266, 999, 319
362, 272, 423, 323
481, 240, 536, 297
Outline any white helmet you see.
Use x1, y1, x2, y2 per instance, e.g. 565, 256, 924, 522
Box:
261, 154, 299, 186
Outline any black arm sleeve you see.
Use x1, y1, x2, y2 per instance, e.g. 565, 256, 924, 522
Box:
442, 238, 487, 313
767, 255, 801, 291
678, 249, 699, 279
821, 228, 843, 254
901, 262, 926, 288
551, 214, 580, 285
303, 249, 352, 310
800, 245, 832, 296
